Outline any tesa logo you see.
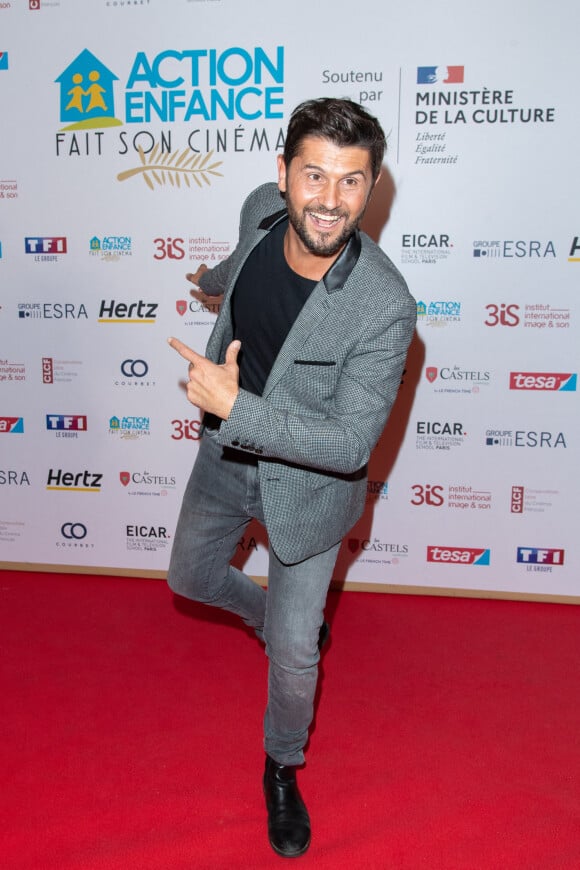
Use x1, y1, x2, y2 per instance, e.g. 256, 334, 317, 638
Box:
427, 546, 490, 565
509, 372, 577, 391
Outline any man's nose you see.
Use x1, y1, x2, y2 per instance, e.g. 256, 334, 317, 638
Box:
318, 182, 341, 211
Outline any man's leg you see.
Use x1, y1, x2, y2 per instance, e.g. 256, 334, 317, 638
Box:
261, 541, 340, 858
167, 430, 266, 633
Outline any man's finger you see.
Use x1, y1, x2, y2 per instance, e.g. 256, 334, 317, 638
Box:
167, 337, 203, 365
224, 340, 241, 367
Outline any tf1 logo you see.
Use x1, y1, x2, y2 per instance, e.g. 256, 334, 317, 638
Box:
154, 237, 185, 260
484, 303, 520, 327
411, 484, 445, 506
516, 547, 564, 565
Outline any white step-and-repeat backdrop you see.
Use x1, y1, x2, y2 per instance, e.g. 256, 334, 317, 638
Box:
1, 0, 578, 601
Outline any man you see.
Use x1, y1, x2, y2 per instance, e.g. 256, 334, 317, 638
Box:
167, 97, 416, 858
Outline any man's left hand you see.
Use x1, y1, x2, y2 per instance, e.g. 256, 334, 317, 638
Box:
168, 336, 240, 420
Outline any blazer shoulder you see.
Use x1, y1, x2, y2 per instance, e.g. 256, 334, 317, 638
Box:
357, 233, 416, 308
240, 182, 286, 228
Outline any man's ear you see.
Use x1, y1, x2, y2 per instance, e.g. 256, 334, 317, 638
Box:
277, 154, 287, 194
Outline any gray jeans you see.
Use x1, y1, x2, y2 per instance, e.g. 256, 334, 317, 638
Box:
167, 427, 340, 766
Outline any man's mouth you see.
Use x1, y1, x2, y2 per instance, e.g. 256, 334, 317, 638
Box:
307, 211, 344, 231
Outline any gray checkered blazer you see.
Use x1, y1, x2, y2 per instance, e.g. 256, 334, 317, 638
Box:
198, 182, 416, 564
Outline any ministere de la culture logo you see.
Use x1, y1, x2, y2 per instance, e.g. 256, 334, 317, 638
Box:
55, 47, 286, 190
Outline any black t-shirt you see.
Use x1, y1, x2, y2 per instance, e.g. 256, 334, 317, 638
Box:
231, 219, 317, 396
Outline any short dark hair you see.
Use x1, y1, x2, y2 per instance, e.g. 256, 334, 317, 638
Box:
283, 98, 386, 181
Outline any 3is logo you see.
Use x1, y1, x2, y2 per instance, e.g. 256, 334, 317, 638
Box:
171, 418, 202, 441
411, 484, 445, 506
484, 303, 520, 327
154, 237, 185, 260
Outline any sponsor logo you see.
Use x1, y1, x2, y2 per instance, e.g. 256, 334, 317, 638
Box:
416, 300, 461, 327
24, 236, 67, 261
0, 469, 31, 486
18, 302, 88, 320
171, 418, 202, 441
98, 300, 157, 323
473, 240, 556, 258
568, 237, 580, 262
510, 485, 558, 515
412, 484, 492, 511
0, 179, 18, 201
367, 480, 389, 500
516, 547, 564, 565
89, 235, 133, 260
176, 297, 221, 326
485, 430, 566, 448
0, 416, 23, 433
42, 357, 83, 384
188, 235, 231, 263
416, 420, 466, 451
417, 66, 464, 85
46, 414, 87, 431
154, 237, 185, 260
0, 359, 25, 383
348, 537, 409, 565
109, 415, 150, 438
115, 358, 156, 387
56, 49, 122, 131
126, 524, 171, 552
427, 546, 490, 565
484, 303, 570, 330
46, 468, 103, 491
425, 365, 491, 394
29, 1, 41, 9
119, 469, 176, 497
60, 522, 87, 540
509, 372, 576, 391
0, 51, 8, 71
401, 233, 452, 266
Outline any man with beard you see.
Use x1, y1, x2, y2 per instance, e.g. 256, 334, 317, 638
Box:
167, 98, 416, 858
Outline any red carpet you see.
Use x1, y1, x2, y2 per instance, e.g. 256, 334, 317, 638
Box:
2, 570, 580, 869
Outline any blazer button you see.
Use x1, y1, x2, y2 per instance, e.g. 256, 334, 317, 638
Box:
231, 439, 240, 447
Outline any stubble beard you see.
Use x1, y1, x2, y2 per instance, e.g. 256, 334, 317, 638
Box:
285, 200, 366, 258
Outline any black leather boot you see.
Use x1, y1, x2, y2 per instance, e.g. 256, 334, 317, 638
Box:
263, 755, 311, 857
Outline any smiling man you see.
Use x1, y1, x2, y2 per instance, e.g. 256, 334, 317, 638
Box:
167, 98, 416, 858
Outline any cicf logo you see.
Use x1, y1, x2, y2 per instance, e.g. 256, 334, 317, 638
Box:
511, 486, 524, 513
427, 546, 490, 565
417, 66, 464, 84
509, 372, 577, 391
120, 471, 130, 487
42, 358, 54, 384
517, 547, 564, 565
56, 49, 122, 131
0, 417, 24, 433
176, 300, 187, 316
425, 367, 438, 383
569, 237, 580, 262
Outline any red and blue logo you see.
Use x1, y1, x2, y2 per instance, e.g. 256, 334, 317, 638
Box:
517, 548, 564, 565
417, 66, 464, 85
0, 417, 24, 434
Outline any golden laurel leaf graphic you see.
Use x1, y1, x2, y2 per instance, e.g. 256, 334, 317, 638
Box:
117, 146, 223, 189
